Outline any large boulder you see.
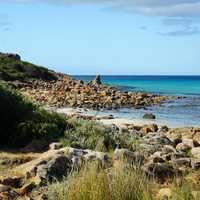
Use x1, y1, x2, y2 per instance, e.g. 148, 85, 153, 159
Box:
36, 154, 72, 183
143, 162, 179, 182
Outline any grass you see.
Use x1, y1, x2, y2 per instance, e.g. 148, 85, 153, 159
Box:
47, 162, 155, 200
47, 163, 200, 200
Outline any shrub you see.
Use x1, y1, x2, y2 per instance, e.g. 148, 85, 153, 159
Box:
0, 81, 68, 147
0, 53, 56, 81
61, 118, 116, 152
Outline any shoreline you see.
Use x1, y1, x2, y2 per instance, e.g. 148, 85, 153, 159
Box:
54, 106, 200, 128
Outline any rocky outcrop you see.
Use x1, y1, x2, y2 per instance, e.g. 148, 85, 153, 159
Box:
19, 74, 170, 110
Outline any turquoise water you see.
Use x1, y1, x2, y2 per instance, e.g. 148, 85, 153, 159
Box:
73, 76, 200, 127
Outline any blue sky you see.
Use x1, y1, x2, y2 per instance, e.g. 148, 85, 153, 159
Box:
0, 1, 200, 75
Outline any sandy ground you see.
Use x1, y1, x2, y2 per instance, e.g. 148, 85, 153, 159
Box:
53, 107, 171, 128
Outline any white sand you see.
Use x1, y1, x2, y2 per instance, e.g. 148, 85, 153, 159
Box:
53, 107, 171, 128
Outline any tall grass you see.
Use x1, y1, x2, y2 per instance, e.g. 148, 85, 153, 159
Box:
47, 163, 154, 200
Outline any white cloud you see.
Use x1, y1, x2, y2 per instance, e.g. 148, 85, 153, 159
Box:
3, 0, 200, 17
2, 0, 200, 36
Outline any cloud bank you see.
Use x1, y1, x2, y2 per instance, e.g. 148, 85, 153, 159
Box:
4, 0, 200, 17
2, 0, 200, 36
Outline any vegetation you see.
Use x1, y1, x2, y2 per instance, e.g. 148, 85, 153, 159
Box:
61, 118, 141, 152
0, 81, 67, 147
0, 53, 56, 81
48, 163, 154, 200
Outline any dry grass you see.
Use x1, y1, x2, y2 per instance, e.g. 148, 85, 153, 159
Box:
0, 150, 41, 178
47, 162, 155, 200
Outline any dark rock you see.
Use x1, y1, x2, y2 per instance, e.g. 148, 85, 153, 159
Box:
0, 177, 22, 188
173, 158, 191, 168
143, 162, 179, 182
143, 113, 156, 119
49, 143, 64, 150
191, 159, 200, 169
36, 154, 72, 183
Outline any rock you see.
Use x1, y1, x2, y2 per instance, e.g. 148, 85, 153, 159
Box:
36, 154, 72, 183
5, 53, 21, 61
148, 154, 165, 163
191, 159, 200, 169
49, 143, 64, 150
143, 132, 171, 146
22, 139, 48, 153
0, 184, 10, 193
173, 158, 191, 168
158, 188, 172, 200
18, 182, 36, 196
176, 143, 191, 152
142, 124, 158, 134
95, 75, 102, 85
0, 177, 22, 188
83, 151, 111, 168
191, 147, 200, 159
143, 162, 179, 182
159, 126, 169, 133
162, 145, 176, 154
114, 149, 145, 164
143, 113, 156, 119
138, 144, 162, 155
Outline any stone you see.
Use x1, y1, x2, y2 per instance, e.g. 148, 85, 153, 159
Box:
193, 133, 200, 145
157, 188, 172, 200
191, 147, 200, 159
114, 149, 145, 164
19, 182, 36, 196
176, 143, 191, 152
143, 162, 178, 182
149, 154, 165, 163
191, 159, 200, 169
143, 113, 156, 119
142, 124, 158, 134
162, 145, 176, 154
37, 154, 72, 183
83, 151, 111, 168
49, 143, 64, 150
0, 184, 10, 193
143, 132, 171, 145
0, 176, 22, 188
182, 139, 195, 148
173, 158, 191, 168
159, 126, 169, 132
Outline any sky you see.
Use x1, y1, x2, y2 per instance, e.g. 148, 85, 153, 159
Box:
0, 0, 200, 75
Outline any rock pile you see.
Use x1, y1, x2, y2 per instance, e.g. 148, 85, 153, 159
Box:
18, 74, 169, 109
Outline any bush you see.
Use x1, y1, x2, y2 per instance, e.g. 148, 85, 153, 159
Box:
0, 53, 56, 81
61, 118, 117, 152
61, 118, 142, 152
0, 81, 68, 147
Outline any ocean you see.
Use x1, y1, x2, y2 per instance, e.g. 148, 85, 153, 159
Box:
73, 76, 200, 127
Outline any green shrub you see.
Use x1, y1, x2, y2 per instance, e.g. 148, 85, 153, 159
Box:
0, 53, 56, 81
61, 118, 116, 152
0, 81, 67, 147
